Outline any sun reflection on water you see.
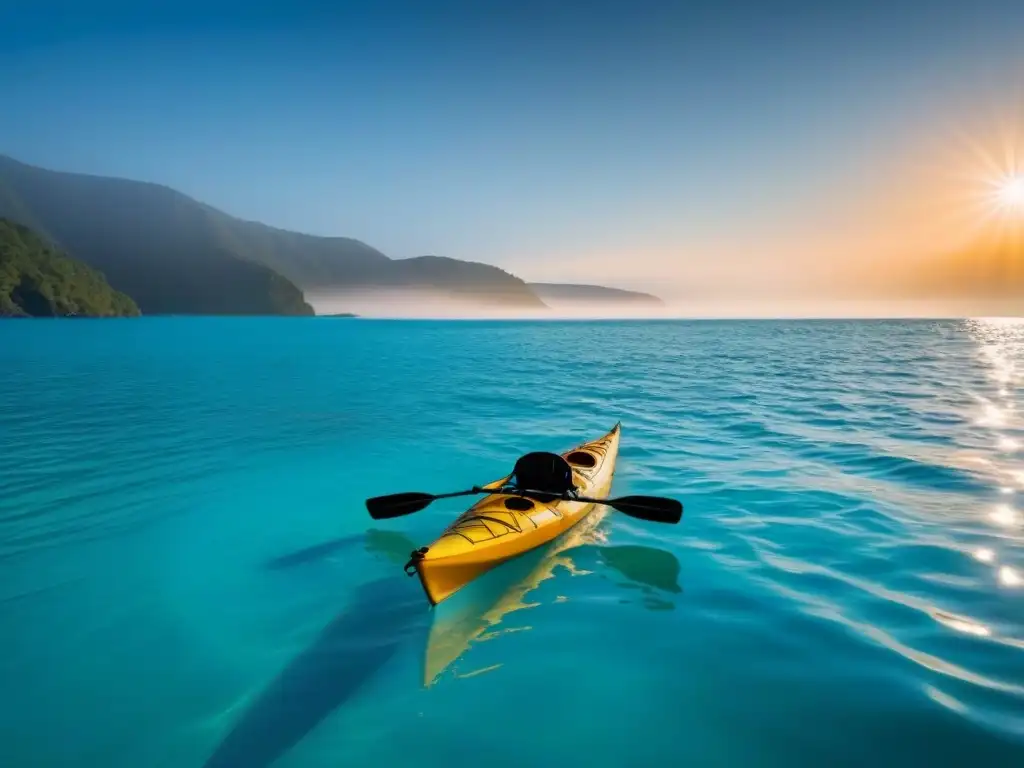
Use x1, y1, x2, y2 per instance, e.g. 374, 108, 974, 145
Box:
974, 548, 996, 564
997, 437, 1020, 452
998, 566, 1022, 587
966, 319, 1024, 595
944, 617, 991, 637
989, 504, 1019, 526
977, 403, 1007, 427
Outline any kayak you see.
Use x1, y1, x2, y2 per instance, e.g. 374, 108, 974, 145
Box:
406, 422, 622, 606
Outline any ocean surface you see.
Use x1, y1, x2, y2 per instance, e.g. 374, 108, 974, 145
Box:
2, 317, 1024, 767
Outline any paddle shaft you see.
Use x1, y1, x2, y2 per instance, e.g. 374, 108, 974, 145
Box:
367, 485, 682, 524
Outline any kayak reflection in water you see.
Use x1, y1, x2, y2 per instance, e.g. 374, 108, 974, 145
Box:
421, 509, 683, 686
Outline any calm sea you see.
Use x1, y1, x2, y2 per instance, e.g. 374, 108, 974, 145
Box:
1, 317, 1023, 767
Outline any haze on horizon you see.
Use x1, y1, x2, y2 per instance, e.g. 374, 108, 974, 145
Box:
2, 0, 1023, 316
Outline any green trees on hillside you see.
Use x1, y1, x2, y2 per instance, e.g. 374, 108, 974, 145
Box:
0, 218, 141, 317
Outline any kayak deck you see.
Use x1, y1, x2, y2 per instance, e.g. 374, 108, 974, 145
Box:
410, 423, 621, 605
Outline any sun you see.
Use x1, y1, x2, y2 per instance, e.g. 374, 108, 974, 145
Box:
995, 174, 1024, 213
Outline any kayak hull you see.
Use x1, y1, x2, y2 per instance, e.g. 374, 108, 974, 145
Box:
411, 423, 621, 606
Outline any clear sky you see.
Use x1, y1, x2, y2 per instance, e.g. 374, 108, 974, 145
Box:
2, 0, 1023, 304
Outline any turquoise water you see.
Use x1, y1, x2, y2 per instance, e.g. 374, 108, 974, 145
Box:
2, 317, 1024, 767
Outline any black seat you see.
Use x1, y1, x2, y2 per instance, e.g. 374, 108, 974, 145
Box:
510, 451, 577, 498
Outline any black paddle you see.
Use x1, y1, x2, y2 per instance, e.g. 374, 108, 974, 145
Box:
365, 486, 683, 524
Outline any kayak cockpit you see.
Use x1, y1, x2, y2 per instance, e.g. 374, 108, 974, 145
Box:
509, 451, 577, 497
565, 450, 598, 468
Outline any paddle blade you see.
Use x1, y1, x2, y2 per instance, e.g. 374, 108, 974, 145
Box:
365, 492, 436, 520
606, 495, 683, 524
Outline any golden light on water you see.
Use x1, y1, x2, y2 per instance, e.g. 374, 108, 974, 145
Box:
966, 318, 1024, 596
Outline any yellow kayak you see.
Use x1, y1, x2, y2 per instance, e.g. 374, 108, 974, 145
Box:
406, 423, 621, 606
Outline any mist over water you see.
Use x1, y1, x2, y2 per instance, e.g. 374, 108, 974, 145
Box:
306, 286, 1024, 320
305, 287, 677, 319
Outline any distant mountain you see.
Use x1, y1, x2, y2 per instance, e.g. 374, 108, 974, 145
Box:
0, 218, 140, 317
528, 282, 663, 305
391, 256, 548, 306
0, 155, 544, 314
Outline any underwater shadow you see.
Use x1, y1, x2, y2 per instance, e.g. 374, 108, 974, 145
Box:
204, 531, 425, 768
263, 534, 363, 569
598, 543, 683, 593
594, 543, 684, 610
264, 528, 416, 570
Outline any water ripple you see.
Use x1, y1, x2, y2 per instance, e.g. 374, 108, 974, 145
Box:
2, 317, 1024, 766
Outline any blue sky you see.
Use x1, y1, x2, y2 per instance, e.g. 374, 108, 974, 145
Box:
2, 0, 1023, 296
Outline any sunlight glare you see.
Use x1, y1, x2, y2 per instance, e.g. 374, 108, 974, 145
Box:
996, 175, 1024, 212
999, 566, 1022, 587
998, 436, 1021, 452
974, 547, 996, 563
978, 404, 1007, 427
945, 617, 991, 636
990, 504, 1019, 526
